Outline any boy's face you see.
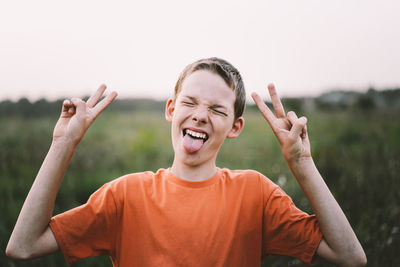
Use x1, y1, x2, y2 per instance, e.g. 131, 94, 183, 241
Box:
166, 70, 244, 167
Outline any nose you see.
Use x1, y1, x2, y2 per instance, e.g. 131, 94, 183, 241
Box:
192, 106, 208, 124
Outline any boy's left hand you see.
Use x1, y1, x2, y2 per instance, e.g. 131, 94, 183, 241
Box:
251, 84, 311, 165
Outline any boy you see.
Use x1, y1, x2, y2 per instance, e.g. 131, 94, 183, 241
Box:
6, 58, 366, 266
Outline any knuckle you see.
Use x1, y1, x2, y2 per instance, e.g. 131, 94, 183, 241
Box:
71, 98, 83, 104
294, 121, 305, 129
288, 111, 298, 120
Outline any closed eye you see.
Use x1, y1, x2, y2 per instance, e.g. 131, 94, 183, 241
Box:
182, 101, 195, 106
211, 108, 228, 117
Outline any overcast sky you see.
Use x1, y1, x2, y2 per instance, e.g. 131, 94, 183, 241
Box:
1, 0, 399, 101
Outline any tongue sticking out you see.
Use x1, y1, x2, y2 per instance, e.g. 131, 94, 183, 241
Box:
183, 134, 205, 153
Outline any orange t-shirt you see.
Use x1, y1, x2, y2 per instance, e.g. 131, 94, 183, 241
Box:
50, 168, 322, 266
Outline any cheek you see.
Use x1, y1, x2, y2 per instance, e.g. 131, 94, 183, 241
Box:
171, 107, 184, 121
212, 115, 235, 130
175, 104, 190, 114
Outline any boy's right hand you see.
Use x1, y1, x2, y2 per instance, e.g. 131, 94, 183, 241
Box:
53, 84, 118, 146
6, 84, 117, 260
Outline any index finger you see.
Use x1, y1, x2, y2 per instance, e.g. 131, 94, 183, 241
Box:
268, 84, 285, 118
251, 92, 277, 130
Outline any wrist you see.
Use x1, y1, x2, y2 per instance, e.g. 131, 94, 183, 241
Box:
51, 137, 78, 152
287, 156, 316, 180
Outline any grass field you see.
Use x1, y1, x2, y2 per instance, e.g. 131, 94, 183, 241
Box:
1, 106, 399, 266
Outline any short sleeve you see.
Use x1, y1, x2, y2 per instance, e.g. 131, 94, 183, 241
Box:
261, 179, 323, 264
49, 182, 119, 264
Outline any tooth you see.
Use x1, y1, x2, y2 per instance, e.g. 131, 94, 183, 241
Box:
185, 129, 207, 139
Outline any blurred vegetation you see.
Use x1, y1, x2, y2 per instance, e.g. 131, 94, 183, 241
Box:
1, 88, 399, 266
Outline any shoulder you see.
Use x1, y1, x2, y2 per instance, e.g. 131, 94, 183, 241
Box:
97, 169, 167, 199
220, 168, 275, 184
107, 169, 166, 187
219, 168, 279, 193
220, 168, 260, 179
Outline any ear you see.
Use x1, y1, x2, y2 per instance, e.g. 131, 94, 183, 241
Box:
165, 98, 175, 123
227, 116, 245, 138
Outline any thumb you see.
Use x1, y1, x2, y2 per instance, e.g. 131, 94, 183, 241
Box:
60, 99, 73, 118
288, 116, 307, 142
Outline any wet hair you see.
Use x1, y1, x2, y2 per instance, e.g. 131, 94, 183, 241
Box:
174, 57, 246, 120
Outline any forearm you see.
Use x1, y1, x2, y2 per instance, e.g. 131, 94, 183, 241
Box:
288, 157, 366, 265
7, 140, 76, 255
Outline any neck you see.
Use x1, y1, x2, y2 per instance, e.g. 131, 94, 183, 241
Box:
170, 160, 217, 181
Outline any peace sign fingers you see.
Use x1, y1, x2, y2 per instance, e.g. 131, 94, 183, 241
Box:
86, 84, 107, 108
82, 84, 118, 122
251, 91, 279, 132
251, 83, 291, 135
90, 90, 118, 120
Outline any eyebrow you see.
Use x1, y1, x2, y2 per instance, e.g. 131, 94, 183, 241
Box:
182, 96, 198, 103
209, 104, 227, 110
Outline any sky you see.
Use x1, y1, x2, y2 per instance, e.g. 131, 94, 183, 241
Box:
0, 0, 399, 102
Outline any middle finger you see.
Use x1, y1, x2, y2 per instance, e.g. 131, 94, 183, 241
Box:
268, 83, 285, 118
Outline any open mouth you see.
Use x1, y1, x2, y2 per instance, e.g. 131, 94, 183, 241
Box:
182, 128, 209, 153
183, 129, 209, 141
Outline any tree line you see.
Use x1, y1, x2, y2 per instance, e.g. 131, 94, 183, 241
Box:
1, 87, 399, 118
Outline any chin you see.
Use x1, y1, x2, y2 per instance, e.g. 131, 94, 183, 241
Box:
181, 153, 204, 166
175, 149, 210, 167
